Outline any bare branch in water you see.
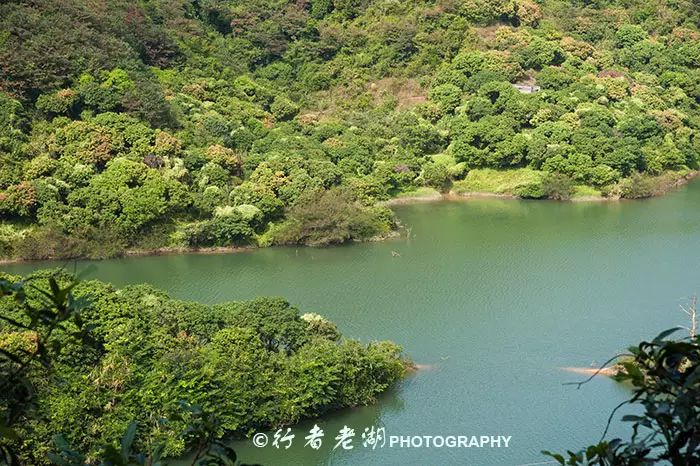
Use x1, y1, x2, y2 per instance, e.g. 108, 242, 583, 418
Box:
562, 353, 632, 389
680, 294, 698, 338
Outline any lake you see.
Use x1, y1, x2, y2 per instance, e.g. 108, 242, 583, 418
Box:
5, 181, 700, 465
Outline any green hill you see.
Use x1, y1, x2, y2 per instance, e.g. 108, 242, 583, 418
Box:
1, 0, 700, 259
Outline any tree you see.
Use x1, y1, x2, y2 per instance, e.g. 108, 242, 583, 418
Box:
428, 84, 462, 114
453, 116, 518, 168
537, 66, 576, 90
459, 0, 517, 24
184, 213, 255, 248
214, 298, 308, 353
516, 37, 565, 70
0, 275, 92, 465
541, 173, 573, 200
422, 162, 452, 192
269, 96, 299, 121
615, 24, 649, 48
4, 0, 700, 260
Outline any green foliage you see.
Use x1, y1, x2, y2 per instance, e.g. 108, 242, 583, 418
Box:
516, 37, 566, 70
0, 274, 93, 465
452, 168, 544, 197
615, 24, 649, 48
275, 188, 393, 246
428, 84, 462, 115
421, 162, 452, 192
619, 172, 658, 199
3, 0, 700, 257
35, 89, 78, 117
0, 272, 409, 464
541, 173, 574, 200
184, 213, 255, 248
516, 180, 546, 199
269, 96, 299, 121
537, 67, 577, 91
587, 165, 620, 188
0, 93, 26, 138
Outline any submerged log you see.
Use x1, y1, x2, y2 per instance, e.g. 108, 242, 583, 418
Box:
560, 365, 623, 377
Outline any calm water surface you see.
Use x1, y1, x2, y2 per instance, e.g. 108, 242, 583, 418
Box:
6, 182, 700, 465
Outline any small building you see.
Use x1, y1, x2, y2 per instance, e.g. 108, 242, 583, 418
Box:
513, 83, 541, 94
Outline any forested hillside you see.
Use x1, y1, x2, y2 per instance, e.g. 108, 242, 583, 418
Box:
2, 0, 700, 259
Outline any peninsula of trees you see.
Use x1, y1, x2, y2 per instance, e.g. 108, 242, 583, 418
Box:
0, 270, 408, 464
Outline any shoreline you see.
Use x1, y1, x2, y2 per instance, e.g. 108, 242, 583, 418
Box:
386, 170, 699, 205
2, 172, 697, 266
124, 244, 256, 258
0, 244, 258, 266
382, 191, 517, 206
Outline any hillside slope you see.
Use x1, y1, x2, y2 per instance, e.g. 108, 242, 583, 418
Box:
1, 0, 700, 259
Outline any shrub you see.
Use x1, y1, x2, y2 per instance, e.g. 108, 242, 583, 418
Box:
0, 182, 38, 218
184, 213, 254, 248
0, 224, 23, 258
421, 162, 452, 192
537, 66, 576, 90
541, 173, 574, 200
11, 225, 126, 260
619, 172, 656, 199
36, 89, 78, 116
516, 180, 546, 199
615, 24, 649, 48
302, 313, 341, 341
0, 274, 409, 461
428, 83, 462, 114
275, 188, 392, 246
270, 95, 299, 121
587, 164, 620, 187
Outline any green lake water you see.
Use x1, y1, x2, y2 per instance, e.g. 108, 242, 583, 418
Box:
5, 182, 700, 465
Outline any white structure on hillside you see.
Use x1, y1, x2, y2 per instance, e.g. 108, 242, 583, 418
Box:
513, 83, 541, 94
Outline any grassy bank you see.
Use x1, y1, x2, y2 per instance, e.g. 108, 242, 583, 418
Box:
452, 168, 542, 197
451, 168, 697, 201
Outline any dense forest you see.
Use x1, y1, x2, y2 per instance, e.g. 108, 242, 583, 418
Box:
1, 0, 700, 259
0, 270, 408, 464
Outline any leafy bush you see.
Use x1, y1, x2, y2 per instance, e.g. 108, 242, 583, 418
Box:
422, 162, 452, 192
275, 188, 393, 246
270, 95, 299, 121
184, 213, 255, 247
35, 89, 78, 116
619, 172, 656, 199
428, 83, 462, 114
516, 180, 546, 199
541, 173, 574, 200
11, 225, 127, 260
615, 24, 649, 48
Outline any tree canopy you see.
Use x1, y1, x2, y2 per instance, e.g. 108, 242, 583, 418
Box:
0, 270, 408, 464
2, 0, 700, 258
